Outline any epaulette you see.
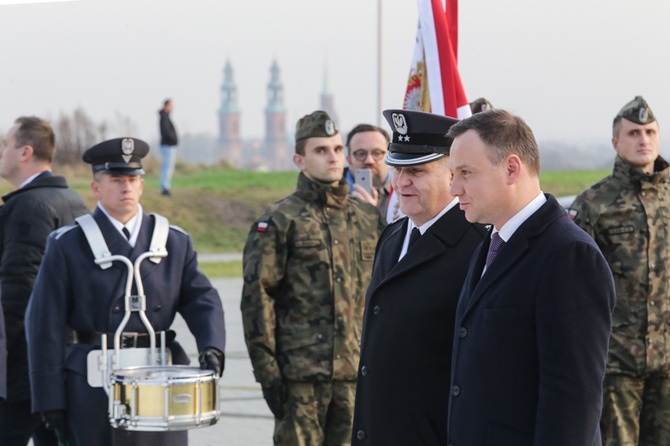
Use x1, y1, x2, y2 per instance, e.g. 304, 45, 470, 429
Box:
169, 224, 188, 235
54, 224, 79, 240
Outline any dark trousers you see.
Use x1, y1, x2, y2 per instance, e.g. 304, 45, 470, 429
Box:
0, 399, 57, 446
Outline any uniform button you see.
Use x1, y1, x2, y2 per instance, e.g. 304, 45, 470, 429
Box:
373, 305, 381, 315
356, 430, 365, 440
361, 365, 368, 376
451, 385, 461, 396
316, 333, 324, 341
153, 305, 162, 312
458, 327, 468, 338
336, 354, 341, 359
337, 315, 343, 322
336, 277, 343, 283
651, 301, 656, 306
334, 239, 339, 244
113, 306, 121, 313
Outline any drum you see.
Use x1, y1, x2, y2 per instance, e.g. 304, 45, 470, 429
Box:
110, 365, 219, 431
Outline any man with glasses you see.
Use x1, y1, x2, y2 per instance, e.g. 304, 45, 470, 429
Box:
344, 124, 395, 221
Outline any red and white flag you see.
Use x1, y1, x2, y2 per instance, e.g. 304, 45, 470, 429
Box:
403, 0, 471, 119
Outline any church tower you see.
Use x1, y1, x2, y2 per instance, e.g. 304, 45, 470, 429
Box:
320, 64, 339, 126
217, 60, 243, 167
264, 60, 290, 170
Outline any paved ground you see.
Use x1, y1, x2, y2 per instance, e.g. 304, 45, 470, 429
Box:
174, 277, 274, 445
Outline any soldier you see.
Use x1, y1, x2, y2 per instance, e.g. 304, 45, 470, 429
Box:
26, 137, 225, 446
241, 110, 385, 445
343, 124, 392, 220
569, 96, 670, 446
0, 116, 89, 446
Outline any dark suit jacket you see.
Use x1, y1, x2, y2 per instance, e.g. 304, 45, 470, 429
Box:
352, 206, 486, 445
447, 195, 615, 446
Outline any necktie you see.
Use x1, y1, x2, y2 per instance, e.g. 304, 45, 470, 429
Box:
122, 227, 130, 239
408, 227, 421, 249
485, 232, 505, 267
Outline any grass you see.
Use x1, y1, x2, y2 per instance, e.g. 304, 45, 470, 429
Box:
4, 163, 609, 278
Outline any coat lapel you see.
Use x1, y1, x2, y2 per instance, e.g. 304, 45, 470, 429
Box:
461, 195, 566, 318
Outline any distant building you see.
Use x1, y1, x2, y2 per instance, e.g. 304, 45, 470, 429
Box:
217, 60, 243, 167
264, 60, 291, 171
320, 65, 339, 126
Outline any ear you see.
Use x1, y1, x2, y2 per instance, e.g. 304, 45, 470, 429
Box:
505, 154, 522, 184
611, 137, 620, 154
20, 145, 34, 161
293, 153, 304, 171
90, 179, 101, 198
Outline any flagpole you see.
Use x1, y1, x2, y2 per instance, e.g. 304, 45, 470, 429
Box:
377, 0, 383, 126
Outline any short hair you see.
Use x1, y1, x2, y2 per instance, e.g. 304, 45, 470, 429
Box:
447, 109, 541, 176
14, 116, 55, 163
164, 99, 172, 107
345, 124, 390, 154
295, 139, 307, 156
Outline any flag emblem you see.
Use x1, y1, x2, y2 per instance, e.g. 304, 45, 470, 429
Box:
257, 221, 269, 233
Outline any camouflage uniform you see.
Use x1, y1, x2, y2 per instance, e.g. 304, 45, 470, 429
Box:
241, 172, 384, 445
570, 155, 670, 446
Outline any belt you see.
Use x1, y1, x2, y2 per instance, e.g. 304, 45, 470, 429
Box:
76, 330, 176, 348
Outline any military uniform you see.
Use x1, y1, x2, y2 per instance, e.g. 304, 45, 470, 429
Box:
25, 138, 226, 446
242, 110, 384, 446
570, 96, 670, 446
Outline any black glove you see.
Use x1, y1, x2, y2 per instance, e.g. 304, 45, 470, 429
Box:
199, 347, 225, 377
262, 378, 287, 420
40, 409, 67, 433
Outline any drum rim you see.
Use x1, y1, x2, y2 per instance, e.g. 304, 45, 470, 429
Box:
112, 364, 216, 379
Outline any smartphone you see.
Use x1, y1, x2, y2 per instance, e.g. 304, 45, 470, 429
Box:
355, 168, 373, 195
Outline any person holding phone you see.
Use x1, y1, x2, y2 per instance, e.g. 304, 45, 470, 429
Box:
344, 124, 394, 221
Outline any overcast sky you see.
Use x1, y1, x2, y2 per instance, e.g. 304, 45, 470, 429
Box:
1, 0, 669, 150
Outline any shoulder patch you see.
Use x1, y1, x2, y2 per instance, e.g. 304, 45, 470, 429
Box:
567, 208, 578, 220
169, 224, 188, 235
54, 224, 78, 240
256, 221, 269, 233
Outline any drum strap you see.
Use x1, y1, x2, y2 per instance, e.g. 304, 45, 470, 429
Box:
76, 213, 170, 269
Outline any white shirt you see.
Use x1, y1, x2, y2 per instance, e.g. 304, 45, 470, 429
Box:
97, 203, 143, 247
482, 192, 546, 276
397, 197, 459, 262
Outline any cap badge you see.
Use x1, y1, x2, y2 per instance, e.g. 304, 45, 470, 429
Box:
639, 107, 648, 123
324, 120, 335, 136
121, 138, 134, 163
392, 113, 408, 135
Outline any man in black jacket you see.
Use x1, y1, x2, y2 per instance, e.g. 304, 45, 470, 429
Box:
158, 99, 178, 196
0, 116, 89, 446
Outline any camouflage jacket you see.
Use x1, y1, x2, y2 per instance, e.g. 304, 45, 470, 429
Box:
570, 155, 670, 377
241, 173, 384, 387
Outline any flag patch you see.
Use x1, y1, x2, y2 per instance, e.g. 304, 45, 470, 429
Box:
257, 221, 269, 232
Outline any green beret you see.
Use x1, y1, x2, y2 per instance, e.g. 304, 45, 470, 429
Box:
469, 97, 494, 114
295, 110, 338, 142
617, 96, 656, 125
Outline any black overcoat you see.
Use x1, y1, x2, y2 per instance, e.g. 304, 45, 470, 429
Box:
447, 195, 615, 446
352, 206, 486, 445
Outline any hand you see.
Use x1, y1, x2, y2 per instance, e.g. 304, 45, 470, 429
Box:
262, 378, 287, 420
351, 184, 379, 207
199, 347, 225, 377
40, 409, 66, 433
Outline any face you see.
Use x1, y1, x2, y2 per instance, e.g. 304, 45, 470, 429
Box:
449, 130, 512, 228
391, 157, 452, 227
613, 119, 660, 174
91, 173, 144, 223
347, 131, 389, 187
293, 134, 345, 186
0, 123, 27, 186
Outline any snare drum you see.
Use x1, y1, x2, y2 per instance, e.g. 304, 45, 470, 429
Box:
110, 365, 219, 431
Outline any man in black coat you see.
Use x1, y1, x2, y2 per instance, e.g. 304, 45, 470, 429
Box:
0, 116, 89, 446
351, 109, 486, 445
159, 99, 178, 196
446, 109, 615, 446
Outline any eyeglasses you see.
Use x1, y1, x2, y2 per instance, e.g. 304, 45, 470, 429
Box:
352, 149, 387, 161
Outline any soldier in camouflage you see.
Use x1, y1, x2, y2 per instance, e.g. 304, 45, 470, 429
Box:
241, 110, 385, 446
569, 96, 670, 446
